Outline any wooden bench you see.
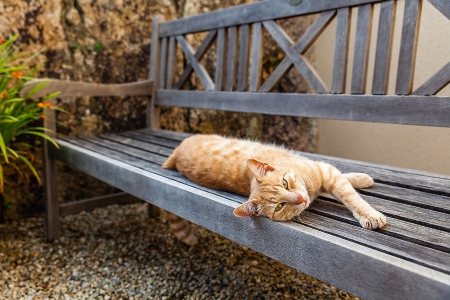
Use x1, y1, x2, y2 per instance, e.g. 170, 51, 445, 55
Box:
21, 0, 450, 299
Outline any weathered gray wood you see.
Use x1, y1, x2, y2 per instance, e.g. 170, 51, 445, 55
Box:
148, 15, 164, 129
166, 36, 176, 89
311, 199, 450, 252
395, 0, 422, 95
79, 136, 168, 165
155, 90, 450, 127
428, 0, 450, 21
119, 131, 181, 148
49, 139, 450, 300
249, 22, 263, 92
159, 0, 391, 37
359, 194, 450, 231
100, 133, 173, 156
215, 28, 226, 91
147, 15, 164, 217
226, 26, 238, 91
259, 11, 335, 92
372, 0, 396, 95
351, 4, 373, 94
146, 128, 192, 141
173, 30, 217, 90
262, 20, 328, 93
359, 183, 450, 215
20, 79, 153, 99
331, 8, 351, 94
60, 193, 140, 217
300, 211, 450, 274
59, 137, 165, 169
42, 106, 60, 241
413, 61, 450, 95
301, 151, 450, 196
237, 24, 250, 92
159, 37, 168, 89
176, 35, 215, 90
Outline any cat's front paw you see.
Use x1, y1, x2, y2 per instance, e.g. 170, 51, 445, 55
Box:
344, 173, 374, 189
357, 209, 387, 230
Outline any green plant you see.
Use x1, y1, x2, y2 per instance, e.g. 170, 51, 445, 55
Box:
94, 42, 106, 53
0, 34, 62, 221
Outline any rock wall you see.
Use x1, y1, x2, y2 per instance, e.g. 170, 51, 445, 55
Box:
0, 0, 316, 220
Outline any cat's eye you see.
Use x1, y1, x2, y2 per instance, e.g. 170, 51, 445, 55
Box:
282, 179, 288, 189
275, 203, 284, 211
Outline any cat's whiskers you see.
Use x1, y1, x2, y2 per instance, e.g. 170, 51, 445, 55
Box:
293, 212, 305, 223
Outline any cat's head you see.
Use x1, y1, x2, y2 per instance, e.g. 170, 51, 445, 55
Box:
233, 158, 311, 221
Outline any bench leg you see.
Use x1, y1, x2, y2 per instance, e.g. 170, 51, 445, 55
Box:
43, 141, 60, 241
147, 203, 160, 218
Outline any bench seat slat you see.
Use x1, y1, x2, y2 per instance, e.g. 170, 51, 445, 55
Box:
301, 212, 450, 274
312, 199, 450, 252
301, 153, 450, 196
99, 133, 174, 156
358, 183, 450, 214
119, 131, 181, 148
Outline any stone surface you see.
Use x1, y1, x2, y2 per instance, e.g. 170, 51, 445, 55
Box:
0, 0, 317, 219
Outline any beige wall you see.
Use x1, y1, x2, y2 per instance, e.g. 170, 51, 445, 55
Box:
314, 0, 450, 175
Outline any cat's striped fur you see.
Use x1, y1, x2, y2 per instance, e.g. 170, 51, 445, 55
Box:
162, 134, 386, 245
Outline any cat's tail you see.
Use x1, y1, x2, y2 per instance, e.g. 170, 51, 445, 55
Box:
162, 148, 178, 169
165, 210, 198, 246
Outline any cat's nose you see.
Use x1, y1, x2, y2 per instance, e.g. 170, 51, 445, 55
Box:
296, 195, 307, 205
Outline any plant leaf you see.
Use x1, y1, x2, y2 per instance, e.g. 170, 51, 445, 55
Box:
0, 132, 9, 163
0, 164, 3, 194
17, 153, 41, 185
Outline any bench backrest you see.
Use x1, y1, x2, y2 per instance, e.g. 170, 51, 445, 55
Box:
148, 0, 450, 128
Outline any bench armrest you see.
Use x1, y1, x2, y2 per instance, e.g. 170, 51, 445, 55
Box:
19, 79, 154, 99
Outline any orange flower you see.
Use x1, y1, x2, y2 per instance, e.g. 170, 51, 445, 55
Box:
0, 38, 4, 44
12, 71, 23, 78
0, 91, 7, 99
37, 101, 51, 108
40, 114, 46, 119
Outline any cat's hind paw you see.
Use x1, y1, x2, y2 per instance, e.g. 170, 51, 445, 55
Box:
358, 209, 387, 230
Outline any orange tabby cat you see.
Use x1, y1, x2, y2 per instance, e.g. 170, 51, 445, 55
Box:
162, 134, 386, 244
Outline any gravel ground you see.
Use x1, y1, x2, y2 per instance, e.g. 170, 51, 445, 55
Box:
0, 203, 359, 300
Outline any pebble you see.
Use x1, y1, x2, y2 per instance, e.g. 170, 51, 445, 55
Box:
0, 203, 360, 299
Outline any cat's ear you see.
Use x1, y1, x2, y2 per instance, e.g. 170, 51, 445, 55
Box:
247, 158, 275, 180
233, 201, 261, 218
